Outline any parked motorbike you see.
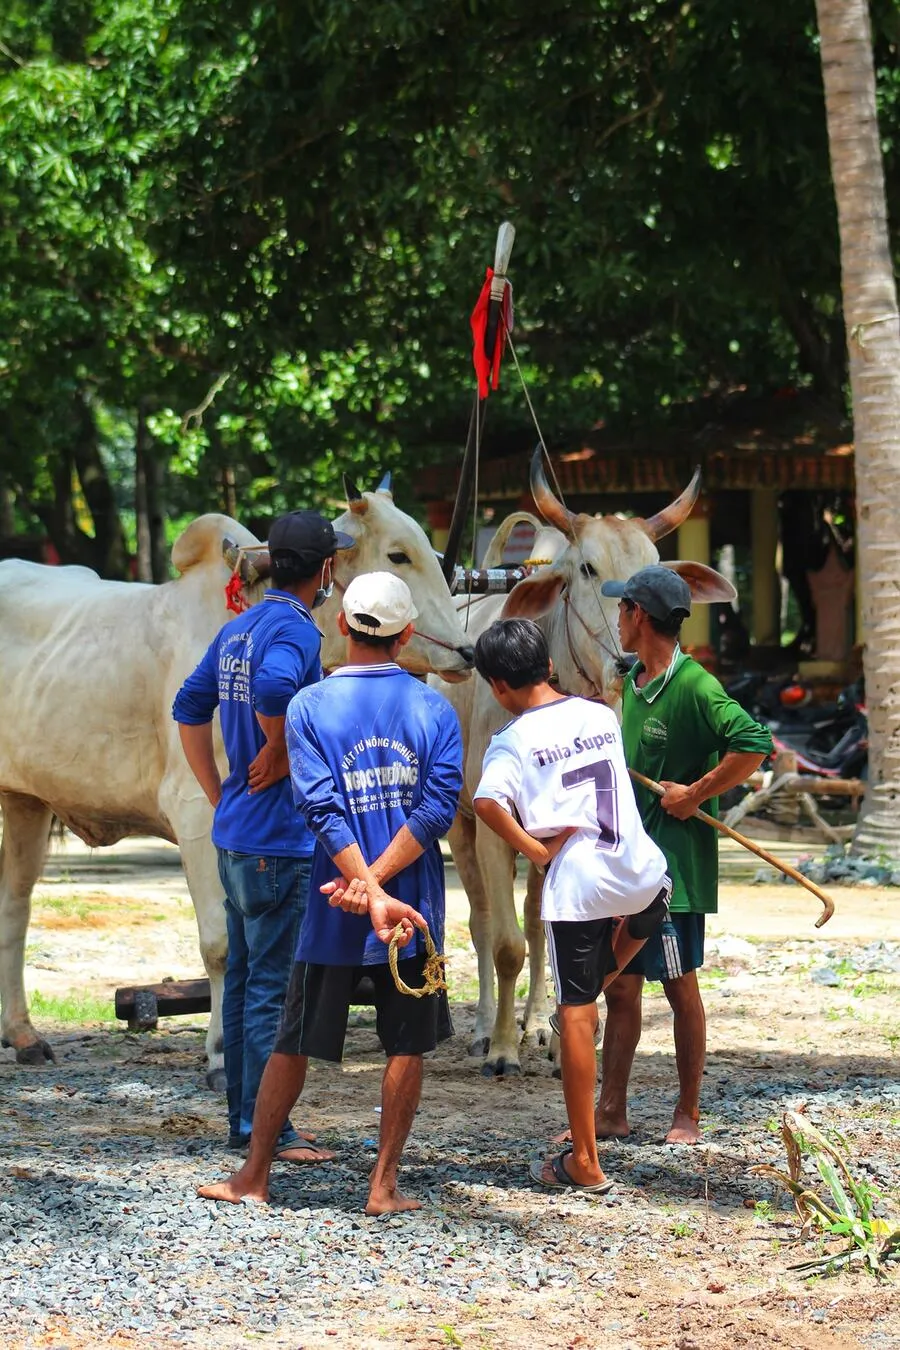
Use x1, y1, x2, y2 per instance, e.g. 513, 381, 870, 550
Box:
720, 676, 867, 826
767, 681, 868, 780
725, 672, 866, 773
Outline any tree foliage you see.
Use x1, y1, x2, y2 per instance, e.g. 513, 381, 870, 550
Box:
1, 0, 899, 573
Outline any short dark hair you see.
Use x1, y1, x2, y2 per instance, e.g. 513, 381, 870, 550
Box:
474, 618, 550, 689
271, 551, 329, 588
346, 623, 398, 651
647, 611, 685, 640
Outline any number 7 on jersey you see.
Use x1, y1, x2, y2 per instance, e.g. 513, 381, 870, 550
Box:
561, 759, 620, 852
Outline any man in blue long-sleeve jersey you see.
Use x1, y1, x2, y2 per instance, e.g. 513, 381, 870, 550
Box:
173, 510, 352, 1163
197, 571, 463, 1215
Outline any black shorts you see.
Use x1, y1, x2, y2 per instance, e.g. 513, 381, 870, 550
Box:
545, 918, 618, 1006
623, 911, 706, 981
273, 956, 453, 1063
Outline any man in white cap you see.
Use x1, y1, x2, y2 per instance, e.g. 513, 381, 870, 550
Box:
197, 572, 463, 1215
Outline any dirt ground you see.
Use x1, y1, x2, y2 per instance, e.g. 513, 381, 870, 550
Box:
3, 834, 900, 1350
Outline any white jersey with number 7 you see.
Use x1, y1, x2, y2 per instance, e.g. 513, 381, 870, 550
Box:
474, 696, 668, 923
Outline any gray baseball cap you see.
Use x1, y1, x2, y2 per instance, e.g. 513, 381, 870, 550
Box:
600, 565, 692, 621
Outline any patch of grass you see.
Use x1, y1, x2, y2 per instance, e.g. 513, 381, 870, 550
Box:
852, 975, 895, 999
754, 1200, 775, 1222
29, 990, 117, 1024
441, 1327, 464, 1348
34, 894, 100, 921
697, 966, 727, 990
670, 1217, 695, 1238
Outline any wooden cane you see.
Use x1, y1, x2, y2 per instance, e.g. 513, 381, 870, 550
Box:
628, 768, 835, 928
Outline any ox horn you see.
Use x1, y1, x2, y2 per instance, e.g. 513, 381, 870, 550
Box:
639, 466, 702, 542
530, 446, 576, 535
343, 474, 368, 516
375, 471, 393, 497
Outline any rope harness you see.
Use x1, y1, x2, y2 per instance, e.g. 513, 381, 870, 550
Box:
388, 920, 448, 997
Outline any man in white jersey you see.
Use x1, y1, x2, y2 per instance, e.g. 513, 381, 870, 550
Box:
473, 618, 671, 1193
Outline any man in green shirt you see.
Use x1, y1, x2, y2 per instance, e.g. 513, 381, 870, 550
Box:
595, 565, 772, 1143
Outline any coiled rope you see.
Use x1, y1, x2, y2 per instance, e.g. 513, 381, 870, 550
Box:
388, 921, 448, 997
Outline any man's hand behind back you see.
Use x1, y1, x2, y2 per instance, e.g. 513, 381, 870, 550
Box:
323, 876, 426, 948
247, 741, 290, 794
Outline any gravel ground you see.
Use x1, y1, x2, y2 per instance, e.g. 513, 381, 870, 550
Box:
1, 843, 899, 1349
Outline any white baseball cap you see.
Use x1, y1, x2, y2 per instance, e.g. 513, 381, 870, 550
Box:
342, 571, 418, 638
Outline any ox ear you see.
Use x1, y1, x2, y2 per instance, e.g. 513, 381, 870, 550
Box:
500, 569, 567, 621
665, 561, 737, 604
343, 474, 368, 516
375, 471, 393, 497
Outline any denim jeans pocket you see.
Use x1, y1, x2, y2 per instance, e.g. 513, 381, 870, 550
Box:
223, 851, 281, 920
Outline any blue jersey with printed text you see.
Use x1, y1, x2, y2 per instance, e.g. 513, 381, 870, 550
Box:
172, 590, 321, 856
286, 664, 463, 965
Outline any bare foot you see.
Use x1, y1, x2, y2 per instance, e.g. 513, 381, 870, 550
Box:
196, 1169, 269, 1204
550, 1110, 631, 1146
665, 1108, 702, 1145
275, 1144, 336, 1165
364, 1188, 423, 1216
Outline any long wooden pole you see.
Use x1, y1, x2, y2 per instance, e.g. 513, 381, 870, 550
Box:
628, 768, 835, 928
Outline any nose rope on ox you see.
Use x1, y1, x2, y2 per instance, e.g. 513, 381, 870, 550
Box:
562, 592, 621, 702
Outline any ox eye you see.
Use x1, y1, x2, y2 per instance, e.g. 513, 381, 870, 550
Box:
580, 561, 597, 578
388, 551, 411, 565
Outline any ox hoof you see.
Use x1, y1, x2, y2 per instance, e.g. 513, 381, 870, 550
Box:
206, 1066, 228, 1094
13, 1039, 56, 1066
481, 1058, 522, 1079
468, 1036, 491, 1058
551, 1064, 562, 1080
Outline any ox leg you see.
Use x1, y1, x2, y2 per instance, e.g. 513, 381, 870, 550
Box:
0, 792, 55, 1064
447, 812, 495, 1057
173, 828, 228, 1093
477, 827, 525, 1078
520, 862, 553, 1049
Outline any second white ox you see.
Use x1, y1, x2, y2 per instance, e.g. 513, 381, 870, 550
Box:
0, 478, 473, 1081
441, 450, 734, 1076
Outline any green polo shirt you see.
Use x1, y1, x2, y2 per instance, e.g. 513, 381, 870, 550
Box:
621, 650, 772, 913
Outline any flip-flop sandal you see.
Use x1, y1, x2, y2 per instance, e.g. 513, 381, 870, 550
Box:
529, 1148, 614, 1193
274, 1144, 337, 1166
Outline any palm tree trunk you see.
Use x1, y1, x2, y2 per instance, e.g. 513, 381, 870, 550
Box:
815, 0, 900, 857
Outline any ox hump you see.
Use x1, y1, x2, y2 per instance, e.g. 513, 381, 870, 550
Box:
171, 514, 261, 575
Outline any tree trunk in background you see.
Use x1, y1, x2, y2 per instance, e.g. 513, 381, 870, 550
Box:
816, 0, 900, 857
135, 404, 153, 583
221, 466, 237, 518
149, 452, 169, 582
70, 393, 128, 579
134, 404, 169, 582
0, 476, 15, 538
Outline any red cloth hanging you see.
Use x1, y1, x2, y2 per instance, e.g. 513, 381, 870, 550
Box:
470, 267, 511, 399
224, 573, 248, 614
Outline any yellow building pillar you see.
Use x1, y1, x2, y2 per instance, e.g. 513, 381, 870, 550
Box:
425, 500, 453, 554
751, 488, 780, 646
677, 495, 711, 651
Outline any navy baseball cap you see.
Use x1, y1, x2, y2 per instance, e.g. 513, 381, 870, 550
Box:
267, 510, 354, 567
600, 565, 692, 621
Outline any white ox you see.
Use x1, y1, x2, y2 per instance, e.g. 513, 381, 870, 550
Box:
0, 479, 473, 1080
440, 450, 734, 1076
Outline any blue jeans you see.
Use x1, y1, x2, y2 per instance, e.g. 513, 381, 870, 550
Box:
218, 849, 311, 1149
